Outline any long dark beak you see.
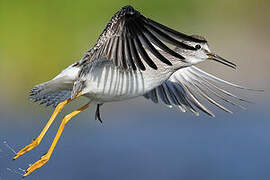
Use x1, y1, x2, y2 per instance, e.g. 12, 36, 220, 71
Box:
207, 53, 236, 69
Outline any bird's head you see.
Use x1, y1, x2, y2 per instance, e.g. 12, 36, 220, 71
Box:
179, 35, 236, 69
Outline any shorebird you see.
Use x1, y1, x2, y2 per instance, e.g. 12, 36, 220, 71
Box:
13, 5, 260, 176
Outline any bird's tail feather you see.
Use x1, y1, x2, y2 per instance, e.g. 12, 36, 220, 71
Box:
29, 63, 81, 107
29, 80, 71, 107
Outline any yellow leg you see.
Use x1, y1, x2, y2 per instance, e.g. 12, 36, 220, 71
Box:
23, 103, 90, 177
13, 93, 82, 160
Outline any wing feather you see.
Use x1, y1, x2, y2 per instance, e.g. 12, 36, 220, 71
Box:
156, 85, 172, 107
131, 24, 157, 70
82, 5, 202, 71
133, 19, 173, 66
127, 29, 146, 70
124, 33, 137, 70
146, 18, 207, 43
144, 66, 254, 117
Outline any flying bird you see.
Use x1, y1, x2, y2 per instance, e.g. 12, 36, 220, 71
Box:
13, 5, 261, 176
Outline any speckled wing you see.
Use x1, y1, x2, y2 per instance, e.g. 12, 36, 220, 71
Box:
82, 5, 206, 71
144, 66, 257, 116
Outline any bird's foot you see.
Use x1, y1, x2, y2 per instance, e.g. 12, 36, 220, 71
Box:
13, 138, 40, 160
23, 153, 50, 177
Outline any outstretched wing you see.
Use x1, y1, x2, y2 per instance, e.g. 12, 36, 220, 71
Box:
81, 5, 206, 71
144, 66, 259, 116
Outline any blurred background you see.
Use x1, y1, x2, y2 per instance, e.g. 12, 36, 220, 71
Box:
0, 0, 270, 179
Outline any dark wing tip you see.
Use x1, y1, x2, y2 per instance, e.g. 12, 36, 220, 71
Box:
121, 5, 136, 15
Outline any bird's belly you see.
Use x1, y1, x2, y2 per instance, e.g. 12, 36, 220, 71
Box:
82, 62, 172, 102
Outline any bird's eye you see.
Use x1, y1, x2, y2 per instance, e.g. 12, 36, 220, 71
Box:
195, 44, 201, 50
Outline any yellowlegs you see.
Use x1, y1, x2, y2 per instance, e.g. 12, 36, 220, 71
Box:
13, 5, 260, 177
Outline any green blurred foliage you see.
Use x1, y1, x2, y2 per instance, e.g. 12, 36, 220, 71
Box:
0, 0, 269, 104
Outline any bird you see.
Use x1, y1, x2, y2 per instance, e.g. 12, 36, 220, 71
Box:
13, 5, 261, 177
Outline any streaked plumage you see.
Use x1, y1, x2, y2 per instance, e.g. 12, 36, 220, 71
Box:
16, 5, 261, 177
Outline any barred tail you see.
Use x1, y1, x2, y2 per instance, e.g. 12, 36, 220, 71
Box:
29, 80, 72, 107
29, 63, 81, 107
